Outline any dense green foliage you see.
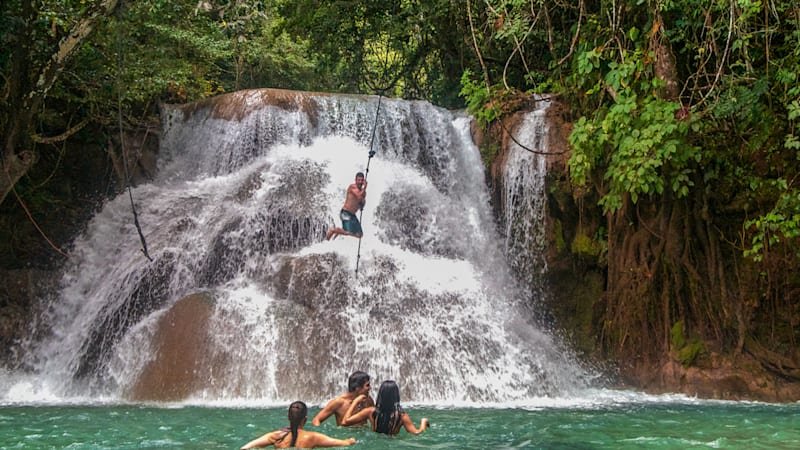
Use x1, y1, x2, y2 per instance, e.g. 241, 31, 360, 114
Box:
462, 0, 799, 262
46, 0, 319, 126
275, 0, 470, 105
461, 0, 800, 374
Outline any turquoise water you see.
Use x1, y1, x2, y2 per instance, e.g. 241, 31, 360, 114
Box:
2, 400, 799, 449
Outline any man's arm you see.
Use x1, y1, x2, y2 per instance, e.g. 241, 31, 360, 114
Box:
311, 399, 341, 426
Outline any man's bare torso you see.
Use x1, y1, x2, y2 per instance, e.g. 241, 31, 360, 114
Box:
332, 393, 373, 426
342, 182, 365, 214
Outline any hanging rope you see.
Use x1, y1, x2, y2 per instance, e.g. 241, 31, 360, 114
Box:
354, 91, 383, 275
116, 17, 153, 262
5, 172, 69, 258
352, 37, 402, 275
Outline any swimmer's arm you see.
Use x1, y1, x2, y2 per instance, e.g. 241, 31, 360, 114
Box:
341, 407, 373, 426
312, 399, 341, 426
401, 413, 429, 435
309, 432, 357, 447
240, 430, 280, 449
342, 396, 372, 426
343, 394, 367, 419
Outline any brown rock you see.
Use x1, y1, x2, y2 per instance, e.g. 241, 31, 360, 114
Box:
128, 292, 218, 401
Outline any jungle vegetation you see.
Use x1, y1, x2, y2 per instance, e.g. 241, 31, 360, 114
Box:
2, 0, 799, 382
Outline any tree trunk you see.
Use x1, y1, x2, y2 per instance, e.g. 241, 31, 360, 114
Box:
0, 151, 35, 204
650, 10, 680, 101
0, 0, 120, 206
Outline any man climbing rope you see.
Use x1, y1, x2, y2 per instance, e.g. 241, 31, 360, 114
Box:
326, 172, 367, 240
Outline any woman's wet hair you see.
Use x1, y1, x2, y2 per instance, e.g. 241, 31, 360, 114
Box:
348, 371, 371, 392
287, 401, 307, 446
374, 380, 403, 434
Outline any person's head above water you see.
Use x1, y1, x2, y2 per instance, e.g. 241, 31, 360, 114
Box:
375, 380, 400, 410
348, 371, 371, 393
287, 401, 308, 447
288, 401, 307, 423
373, 380, 404, 435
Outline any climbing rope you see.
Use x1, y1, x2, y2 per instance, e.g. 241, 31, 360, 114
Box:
354, 91, 383, 276
116, 16, 153, 262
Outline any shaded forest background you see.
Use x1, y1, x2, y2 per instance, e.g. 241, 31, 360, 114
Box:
2, 0, 799, 398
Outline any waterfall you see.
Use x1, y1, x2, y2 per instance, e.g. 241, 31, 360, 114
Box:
503, 100, 550, 292
5, 89, 592, 405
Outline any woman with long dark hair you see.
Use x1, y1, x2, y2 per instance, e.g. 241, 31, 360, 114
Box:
241, 401, 356, 449
341, 380, 429, 435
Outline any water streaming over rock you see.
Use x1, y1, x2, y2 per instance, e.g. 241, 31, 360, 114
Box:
5, 89, 593, 405
503, 101, 550, 293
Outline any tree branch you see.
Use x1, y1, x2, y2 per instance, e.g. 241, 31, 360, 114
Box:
557, 0, 584, 65
2, 0, 121, 206
27, 0, 121, 107
31, 118, 91, 144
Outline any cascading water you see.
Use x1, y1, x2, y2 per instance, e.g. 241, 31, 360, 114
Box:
503, 100, 550, 293
5, 89, 593, 405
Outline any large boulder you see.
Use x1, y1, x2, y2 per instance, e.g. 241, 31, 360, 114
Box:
129, 292, 217, 401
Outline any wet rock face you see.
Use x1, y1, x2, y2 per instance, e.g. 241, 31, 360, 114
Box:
630, 355, 800, 403
125, 249, 519, 402
375, 189, 435, 254
374, 187, 468, 260
0, 304, 27, 368
197, 159, 331, 288
0, 270, 58, 368
264, 253, 352, 310
129, 254, 360, 401
75, 253, 178, 383
129, 293, 216, 401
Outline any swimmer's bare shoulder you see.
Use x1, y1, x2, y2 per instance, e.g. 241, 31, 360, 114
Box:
312, 395, 347, 426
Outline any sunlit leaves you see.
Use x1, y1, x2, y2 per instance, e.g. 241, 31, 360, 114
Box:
66, 0, 317, 116
788, 101, 800, 122
576, 49, 601, 75
274, 0, 465, 101
568, 48, 698, 214
788, 100, 800, 152
744, 188, 800, 262
459, 69, 499, 127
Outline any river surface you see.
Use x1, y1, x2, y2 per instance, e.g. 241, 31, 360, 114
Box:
2, 395, 799, 449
